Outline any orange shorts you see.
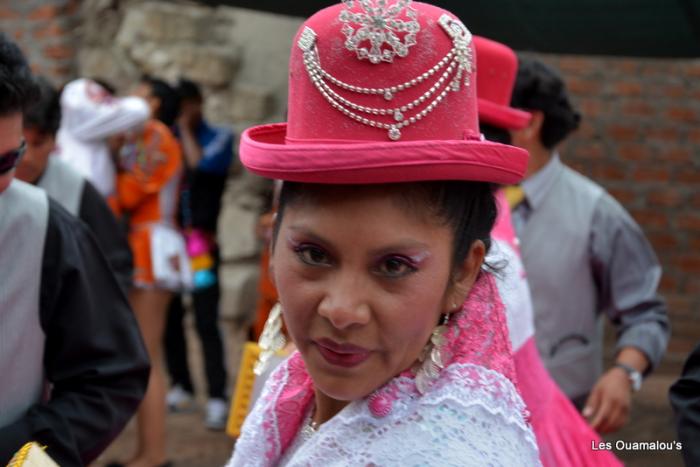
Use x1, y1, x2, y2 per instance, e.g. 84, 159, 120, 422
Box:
129, 228, 155, 288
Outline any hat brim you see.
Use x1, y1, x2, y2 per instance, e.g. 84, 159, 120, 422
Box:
478, 98, 532, 130
240, 123, 528, 185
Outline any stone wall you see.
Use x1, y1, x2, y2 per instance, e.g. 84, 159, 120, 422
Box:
79, 1, 301, 126
4, 0, 700, 361
76, 0, 304, 323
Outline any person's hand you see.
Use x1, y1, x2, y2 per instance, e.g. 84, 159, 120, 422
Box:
176, 113, 193, 131
583, 367, 632, 433
177, 101, 199, 132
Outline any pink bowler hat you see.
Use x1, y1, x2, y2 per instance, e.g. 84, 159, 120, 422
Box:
473, 36, 532, 130
240, 1, 528, 184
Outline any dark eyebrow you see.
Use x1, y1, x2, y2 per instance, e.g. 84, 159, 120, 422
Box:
286, 225, 338, 254
286, 225, 431, 258
368, 241, 431, 258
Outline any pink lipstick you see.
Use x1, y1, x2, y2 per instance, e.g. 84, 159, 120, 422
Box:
315, 338, 371, 368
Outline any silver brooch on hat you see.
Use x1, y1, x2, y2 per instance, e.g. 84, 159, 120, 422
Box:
298, 13, 473, 141
339, 0, 420, 64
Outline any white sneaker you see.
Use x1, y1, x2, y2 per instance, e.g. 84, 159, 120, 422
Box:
166, 385, 195, 413
205, 398, 228, 431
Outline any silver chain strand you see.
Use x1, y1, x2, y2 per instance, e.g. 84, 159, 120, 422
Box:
297, 14, 473, 141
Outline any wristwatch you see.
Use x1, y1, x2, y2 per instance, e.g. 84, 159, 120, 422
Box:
614, 363, 642, 392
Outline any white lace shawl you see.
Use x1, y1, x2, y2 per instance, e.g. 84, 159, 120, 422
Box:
228, 359, 541, 467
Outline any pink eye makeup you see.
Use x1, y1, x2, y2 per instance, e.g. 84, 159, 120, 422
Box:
285, 229, 432, 279
374, 251, 431, 279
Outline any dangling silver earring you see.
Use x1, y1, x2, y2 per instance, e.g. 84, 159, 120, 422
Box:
254, 302, 287, 376
414, 313, 450, 394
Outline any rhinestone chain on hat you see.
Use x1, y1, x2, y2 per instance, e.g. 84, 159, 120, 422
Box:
305, 52, 457, 124
298, 14, 473, 141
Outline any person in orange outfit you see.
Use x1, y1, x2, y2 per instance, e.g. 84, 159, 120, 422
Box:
112, 119, 184, 467
251, 180, 285, 341
251, 208, 279, 341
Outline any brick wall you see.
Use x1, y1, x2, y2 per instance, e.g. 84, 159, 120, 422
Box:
535, 54, 700, 363
0, 0, 80, 86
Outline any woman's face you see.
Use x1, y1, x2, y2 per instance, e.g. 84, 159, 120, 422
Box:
272, 185, 479, 402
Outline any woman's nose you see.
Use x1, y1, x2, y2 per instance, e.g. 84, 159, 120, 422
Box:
317, 275, 371, 330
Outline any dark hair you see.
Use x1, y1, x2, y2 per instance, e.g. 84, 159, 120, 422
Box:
274, 181, 498, 274
511, 57, 581, 149
176, 78, 203, 102
23, 77, 61, 136
480, 123, 512, 145
0, 33, 40, 116
141, 75, 180, 127
91, 77, 117, 96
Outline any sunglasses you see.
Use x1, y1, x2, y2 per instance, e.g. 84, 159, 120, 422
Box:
0, 140, 26, 174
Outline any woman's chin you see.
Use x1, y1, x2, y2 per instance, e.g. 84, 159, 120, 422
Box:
305, 365, 376, 401
314, 378, 372, 402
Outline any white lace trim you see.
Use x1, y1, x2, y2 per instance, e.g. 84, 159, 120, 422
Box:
264, 362, 286, 458
229, 360, 540, 466
230, 360, 290, 466
328, 363, 535, 446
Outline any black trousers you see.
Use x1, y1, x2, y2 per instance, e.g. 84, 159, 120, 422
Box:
570, 392, 590, 412
165, 278, 227, 399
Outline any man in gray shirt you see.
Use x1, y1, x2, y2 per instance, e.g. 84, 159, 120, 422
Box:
507, 57, 670, 433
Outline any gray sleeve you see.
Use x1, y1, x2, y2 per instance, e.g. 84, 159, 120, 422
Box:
589, 194, 670, 374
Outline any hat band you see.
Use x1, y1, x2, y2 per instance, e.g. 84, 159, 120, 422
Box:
298, 14, 473, 142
